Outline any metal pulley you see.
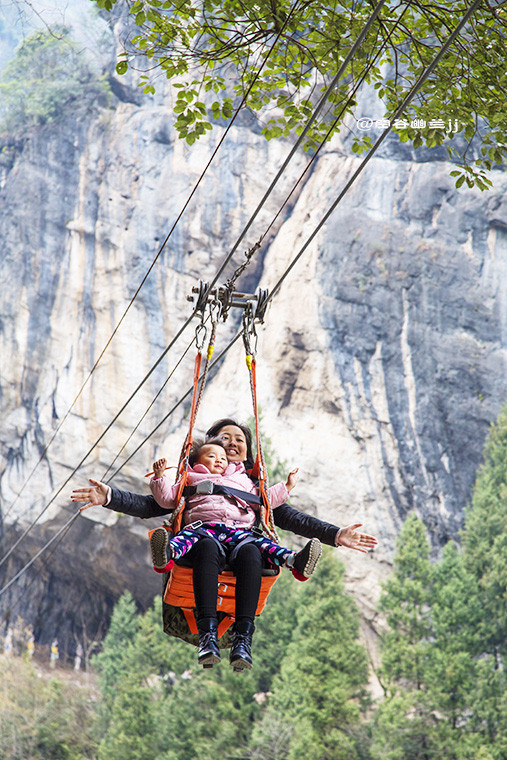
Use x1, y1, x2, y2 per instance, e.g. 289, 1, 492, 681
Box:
187, 282, 270, 323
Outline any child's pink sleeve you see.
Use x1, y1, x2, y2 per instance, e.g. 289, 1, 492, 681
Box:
267, 482, 289, 509
150, 476, 180, 510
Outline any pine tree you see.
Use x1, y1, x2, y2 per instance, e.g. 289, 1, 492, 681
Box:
97, 678, 156, 760
462, 405, 507, 661
459, 405, 507, 756
92, 591, 140, 718
378, 513, 434, 692
370, 514, 438, 760
254, 550, 370, 760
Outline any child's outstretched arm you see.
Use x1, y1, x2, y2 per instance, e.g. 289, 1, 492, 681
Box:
150, 458, 180, 510
265, 468, 300, 509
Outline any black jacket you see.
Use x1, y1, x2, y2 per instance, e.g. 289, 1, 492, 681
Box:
107, 488, 341, 547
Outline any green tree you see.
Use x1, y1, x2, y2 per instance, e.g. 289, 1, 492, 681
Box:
253, 549, 370, 760
98, 677, 157, 760
462, 404, 507, 662
458, 404, 507, 756
0, 26, 109, 133
372, 482, 507, 760
0, 654, 98, 760
371, 514, 438, 760
95, 0, 505, 188
92, 591, 141, 718
379, 513, 434, 693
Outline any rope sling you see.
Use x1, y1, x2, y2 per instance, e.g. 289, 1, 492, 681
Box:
151, 292, 280, 646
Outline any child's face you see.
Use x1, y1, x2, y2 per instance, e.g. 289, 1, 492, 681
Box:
197, 444, 228, 474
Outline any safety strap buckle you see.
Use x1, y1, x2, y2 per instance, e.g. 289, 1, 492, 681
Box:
195, 480, 214, 495
185, 520, 203, 530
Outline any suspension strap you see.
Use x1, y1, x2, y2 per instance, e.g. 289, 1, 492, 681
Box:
169, 303, 221, 534
243, 308, 279, 542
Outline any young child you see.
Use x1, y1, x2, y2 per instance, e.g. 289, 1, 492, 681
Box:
149, 438, 322, 582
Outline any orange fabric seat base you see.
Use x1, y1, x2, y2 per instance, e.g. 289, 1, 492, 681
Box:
163, 563, 279, 638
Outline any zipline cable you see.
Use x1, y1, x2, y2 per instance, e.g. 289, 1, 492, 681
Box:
3, 0, 303, 517
0, 316, 199, 569
0, 512, 79, 600
206, 0, 390, 291
267, 0, 485, 303
99, 335, 195, 482
254, 1, 412, 249
106, 331, 242, 482
0, 331, 243, 602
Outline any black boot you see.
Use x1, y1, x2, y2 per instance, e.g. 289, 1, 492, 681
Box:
197, 619, 221, 668
229, 621, 255, 672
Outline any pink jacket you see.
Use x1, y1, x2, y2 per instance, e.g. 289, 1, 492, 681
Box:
150, 461, 289, 529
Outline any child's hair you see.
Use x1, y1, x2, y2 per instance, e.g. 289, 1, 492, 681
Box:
189, 437, 227, 467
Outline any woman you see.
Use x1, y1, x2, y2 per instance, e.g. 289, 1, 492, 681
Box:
72, 418, 378, 670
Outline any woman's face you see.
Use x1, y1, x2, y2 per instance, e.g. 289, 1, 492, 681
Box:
217, 424, 248, 463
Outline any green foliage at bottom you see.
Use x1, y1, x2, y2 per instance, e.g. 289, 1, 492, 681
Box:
0, 655, 98, 760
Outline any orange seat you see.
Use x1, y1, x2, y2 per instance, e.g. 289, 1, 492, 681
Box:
163, 563, 279, 641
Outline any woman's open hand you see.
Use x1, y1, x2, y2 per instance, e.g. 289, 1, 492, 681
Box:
336, 523, 378, 553
71, 479, 109, 512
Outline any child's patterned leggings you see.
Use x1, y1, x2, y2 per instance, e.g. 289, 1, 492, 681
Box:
168, 523, 294, 567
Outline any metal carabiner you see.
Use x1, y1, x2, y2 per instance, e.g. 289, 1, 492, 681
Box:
209, 298, 222, 326
242, 305, 258, 357
195, 321, 207, 351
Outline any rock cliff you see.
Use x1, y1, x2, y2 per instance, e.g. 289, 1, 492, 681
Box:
1, 8, 506, 663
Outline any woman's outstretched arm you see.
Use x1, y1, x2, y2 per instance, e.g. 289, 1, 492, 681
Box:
273, 503, 378, 552
71, 480, 169, 519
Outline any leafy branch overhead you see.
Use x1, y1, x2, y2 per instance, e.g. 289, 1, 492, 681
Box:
96, 0, 506, 189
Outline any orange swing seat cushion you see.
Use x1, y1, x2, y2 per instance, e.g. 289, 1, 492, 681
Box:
162, 563, 280, 648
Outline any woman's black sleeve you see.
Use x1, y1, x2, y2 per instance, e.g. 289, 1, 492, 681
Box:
273, 503, 340, 547
106, 488, 170, 519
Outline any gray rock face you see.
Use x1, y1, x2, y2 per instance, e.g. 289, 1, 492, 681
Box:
1, 21, 506, 660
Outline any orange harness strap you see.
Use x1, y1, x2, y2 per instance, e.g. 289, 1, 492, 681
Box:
166, 348, 202, 535
246, 354, 278, 541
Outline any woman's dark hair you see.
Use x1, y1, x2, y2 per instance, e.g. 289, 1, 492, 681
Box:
189, 437, 227, 467
205, 418, 254, 470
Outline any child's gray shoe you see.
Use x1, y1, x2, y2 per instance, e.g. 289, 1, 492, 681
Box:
150, 527, 169, 570
292, 538, 322, 579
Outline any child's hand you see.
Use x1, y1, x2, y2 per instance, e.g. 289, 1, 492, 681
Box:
153, 458, 167, 479
286, 468, 299, 492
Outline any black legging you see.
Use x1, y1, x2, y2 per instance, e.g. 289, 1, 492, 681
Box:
186, 537, 262, 628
